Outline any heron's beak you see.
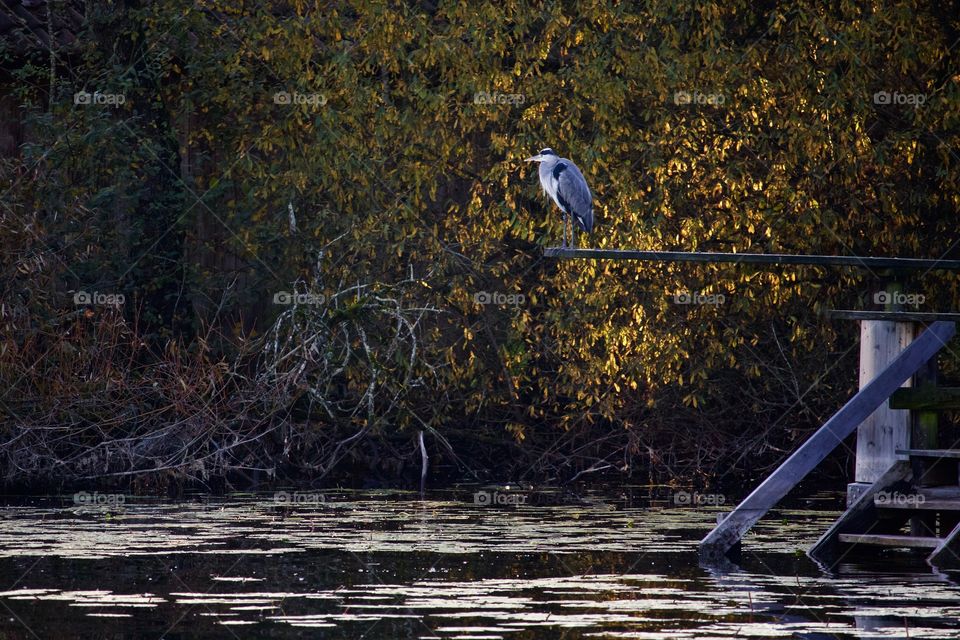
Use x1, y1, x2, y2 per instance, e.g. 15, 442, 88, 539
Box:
524, 155, 540, 162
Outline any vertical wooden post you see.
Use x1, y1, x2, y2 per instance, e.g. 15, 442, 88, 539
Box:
911, 356, 939, 536
911, 358, 939, 466
848, 319, 915, 505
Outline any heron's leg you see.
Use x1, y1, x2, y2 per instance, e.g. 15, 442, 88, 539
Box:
561, 212, 567, 248
573, 218, 577, 248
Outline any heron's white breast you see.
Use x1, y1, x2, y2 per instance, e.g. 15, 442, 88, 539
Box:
538, 162, 562, 210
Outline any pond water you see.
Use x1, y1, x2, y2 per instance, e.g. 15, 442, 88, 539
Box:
0, 488, 958, 639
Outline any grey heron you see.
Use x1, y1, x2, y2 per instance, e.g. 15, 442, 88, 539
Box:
525, 148, 594, 248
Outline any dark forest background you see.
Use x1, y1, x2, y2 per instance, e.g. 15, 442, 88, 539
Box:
1, 0, 959, 492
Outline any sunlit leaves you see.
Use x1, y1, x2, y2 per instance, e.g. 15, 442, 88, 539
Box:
5, 0, 958, 471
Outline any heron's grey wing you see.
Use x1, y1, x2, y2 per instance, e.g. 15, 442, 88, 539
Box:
553, 162, 593, 232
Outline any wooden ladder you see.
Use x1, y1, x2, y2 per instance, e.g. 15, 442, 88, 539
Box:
698, 321, 957, 563
809, 451, 960, 571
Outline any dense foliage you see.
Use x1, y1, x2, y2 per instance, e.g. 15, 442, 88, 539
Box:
1, 0, 959, 487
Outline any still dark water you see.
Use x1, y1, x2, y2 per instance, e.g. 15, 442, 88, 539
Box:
0, 488, 958, 639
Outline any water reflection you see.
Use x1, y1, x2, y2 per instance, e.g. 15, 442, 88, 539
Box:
0, 490, 956, 638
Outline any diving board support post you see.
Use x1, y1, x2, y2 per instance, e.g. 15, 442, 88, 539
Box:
699, 321, 957, 563
849, 319, 915, 506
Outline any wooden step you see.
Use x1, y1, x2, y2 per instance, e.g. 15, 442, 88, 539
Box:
838, 533, 942, 549
896, 449, 960, 459
874, 485, 960, 510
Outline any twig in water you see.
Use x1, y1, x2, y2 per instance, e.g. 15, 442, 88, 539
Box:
418, 430, 428, 496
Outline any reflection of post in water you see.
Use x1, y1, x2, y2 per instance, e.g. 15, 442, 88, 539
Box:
703, 558, 959, 638
827, 562, 957, 639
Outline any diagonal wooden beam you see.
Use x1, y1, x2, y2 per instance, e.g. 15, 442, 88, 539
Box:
928, 520, 960, 571
699, 321, 957, 563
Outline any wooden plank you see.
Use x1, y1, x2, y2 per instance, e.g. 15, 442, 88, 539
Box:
896, 449, 960, 459
916, 486, 960, 498
699, 321, 957, 562
878, 498, 960, 511
890, 387, 960, 410
809, 461, 913, 564
543, 248, 960, 271
855, 321, 914, 487
874, 485, 960, 511
928, 520, 960, 570
839, 533, 942, 549
830, 311, 960, 323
